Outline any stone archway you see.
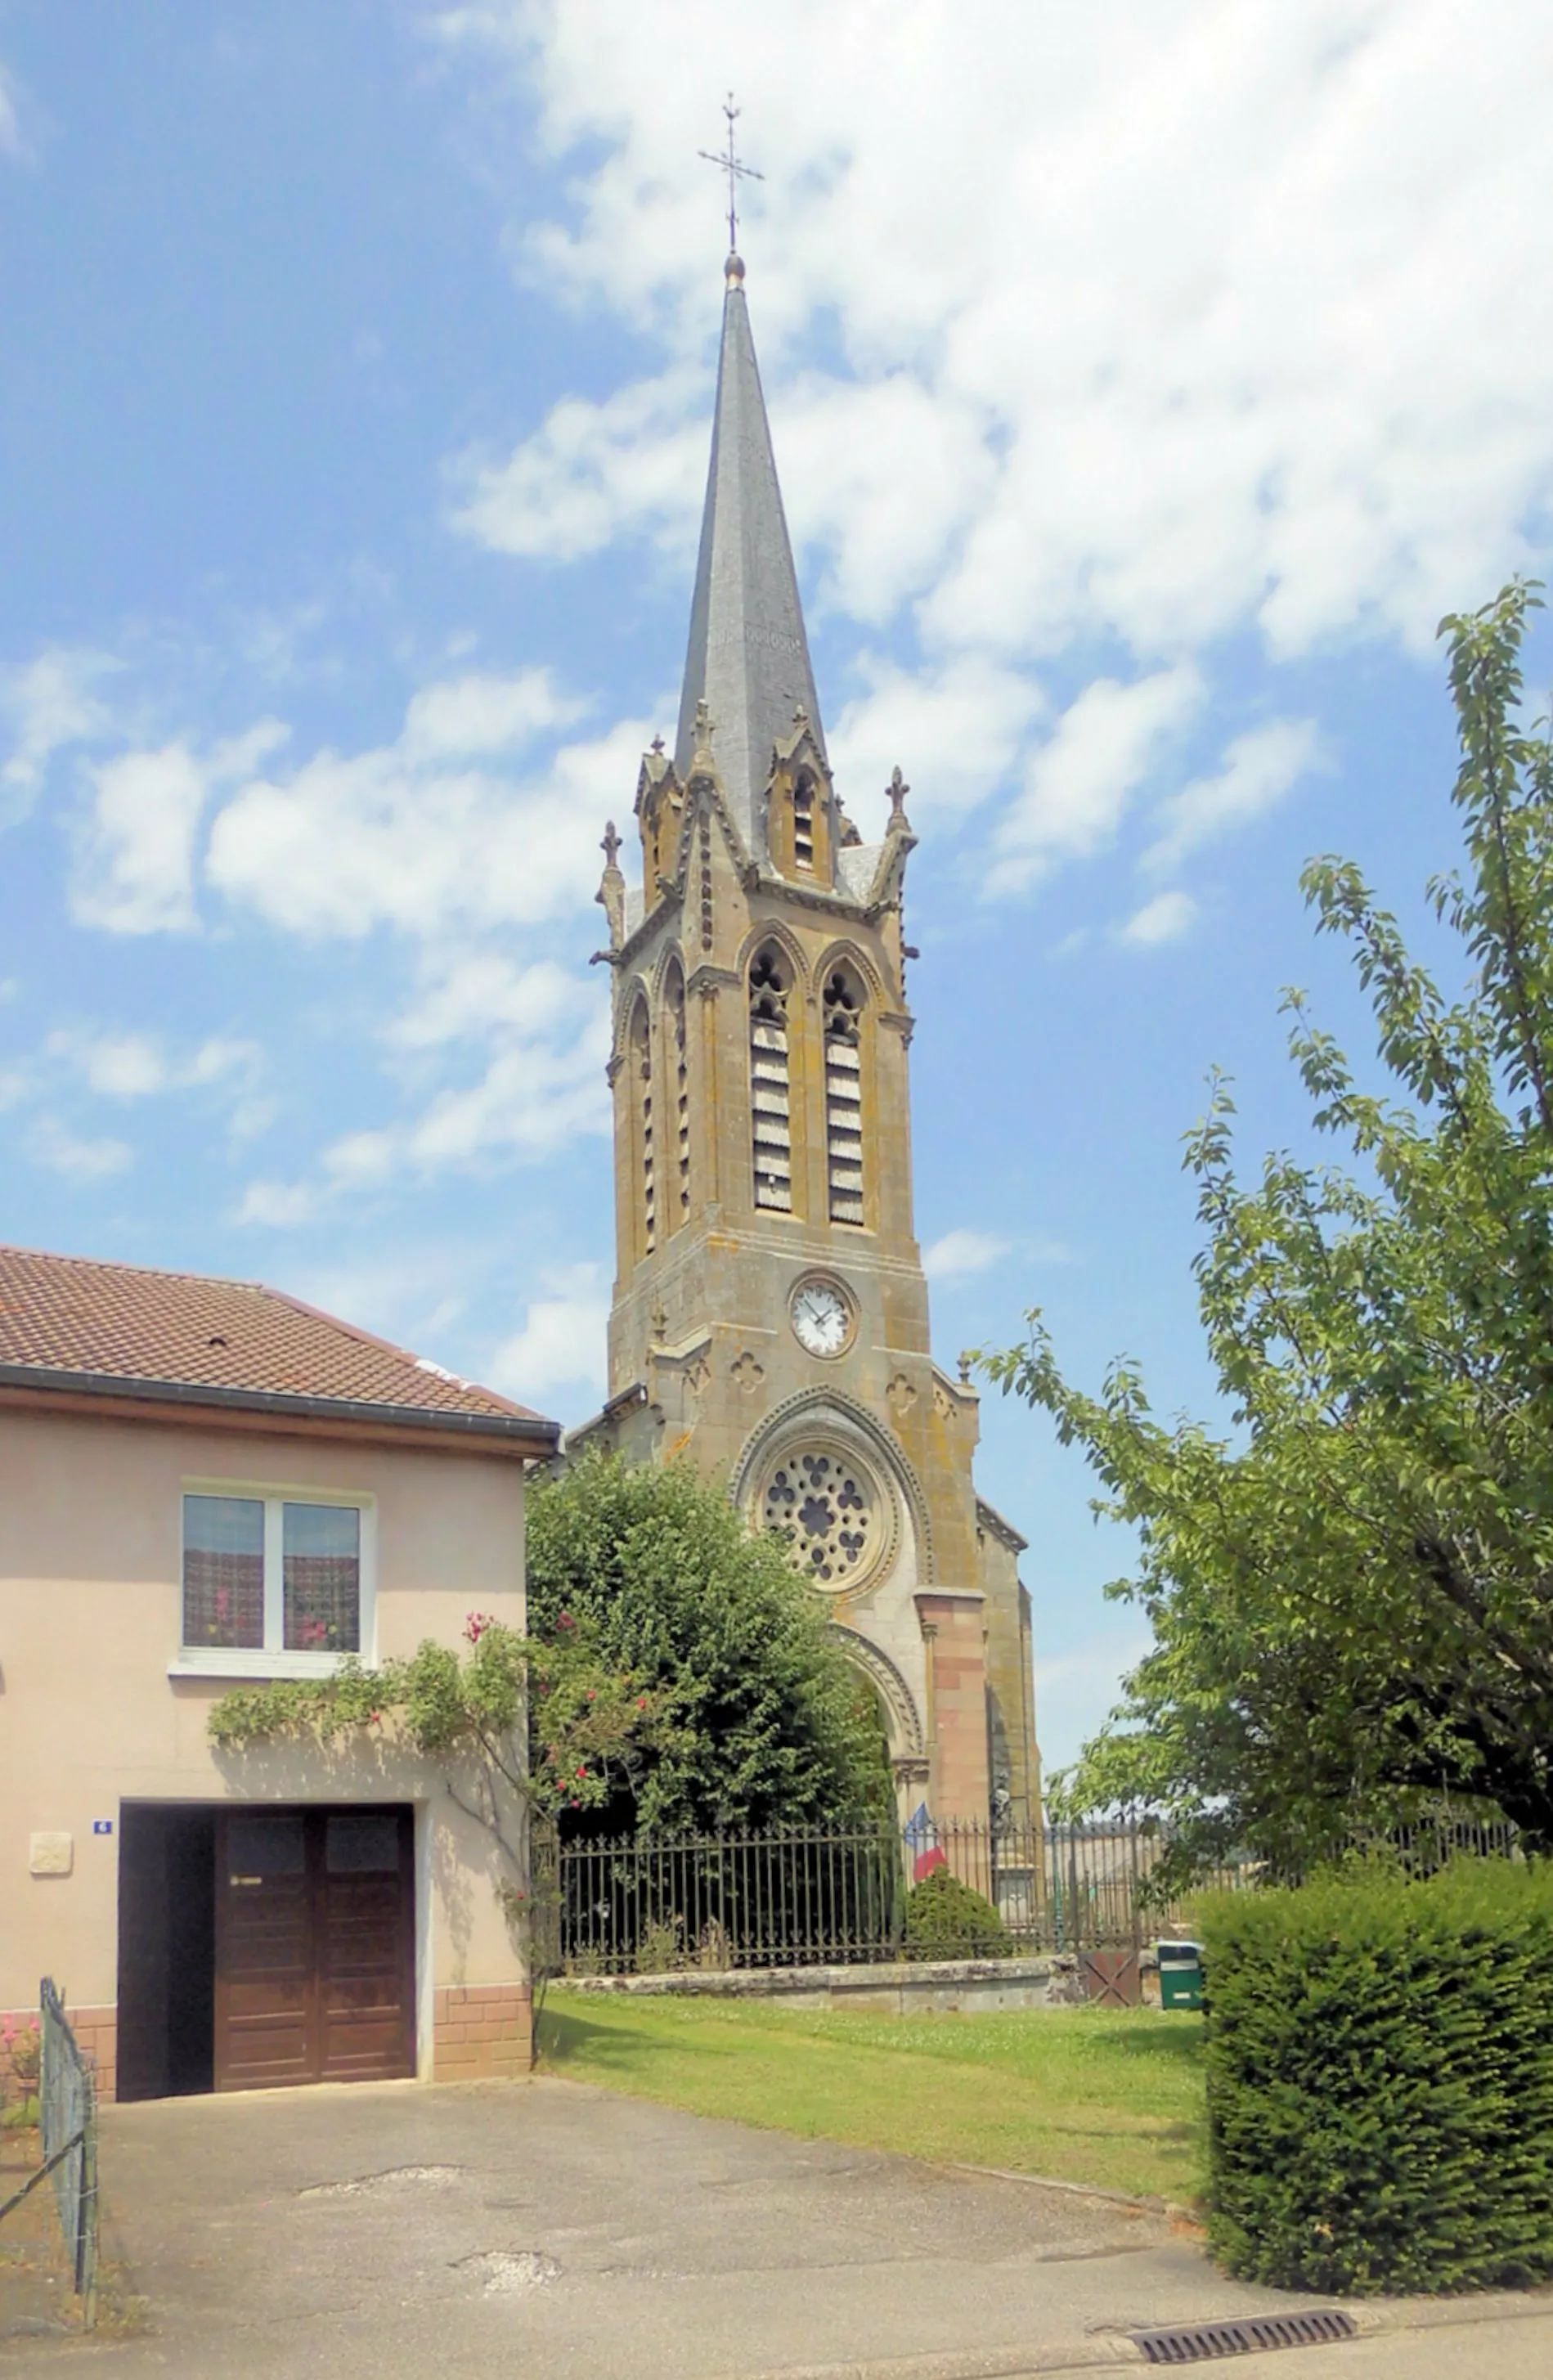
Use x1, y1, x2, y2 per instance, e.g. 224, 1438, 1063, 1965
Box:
828, 1624, 929, 1814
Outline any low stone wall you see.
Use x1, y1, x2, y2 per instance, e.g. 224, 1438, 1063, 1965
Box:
559, 1955, 1128, 2014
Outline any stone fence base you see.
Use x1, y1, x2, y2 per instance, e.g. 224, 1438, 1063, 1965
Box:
559, 1951, 1163, 2016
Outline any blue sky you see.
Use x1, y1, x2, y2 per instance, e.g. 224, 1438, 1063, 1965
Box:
3, 2, 1552, 1772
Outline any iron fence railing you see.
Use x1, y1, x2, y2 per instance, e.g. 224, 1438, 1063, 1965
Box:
548, 1811, 1524, 1978
557, 1823, 904, 1974
39, 1979, 97, 2324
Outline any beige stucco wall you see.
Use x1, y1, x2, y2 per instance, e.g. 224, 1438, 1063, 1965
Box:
0, 1403, 530, 2077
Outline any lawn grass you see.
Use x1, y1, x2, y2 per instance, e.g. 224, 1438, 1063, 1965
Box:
538, 1992, 1206, 2204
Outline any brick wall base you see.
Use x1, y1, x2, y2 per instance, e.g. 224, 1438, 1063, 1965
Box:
2, 2003, 117, 2106
7, 1992, 533, 2098
432, 1983, 532, 2080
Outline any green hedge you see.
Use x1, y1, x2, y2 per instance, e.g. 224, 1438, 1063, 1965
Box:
904, 1865, 1012, 1960
1198, 1861, 1553, 2294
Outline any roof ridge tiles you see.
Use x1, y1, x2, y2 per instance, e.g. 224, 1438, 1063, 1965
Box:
0, 1241, 557, 1437
0, 1240, 266, 1294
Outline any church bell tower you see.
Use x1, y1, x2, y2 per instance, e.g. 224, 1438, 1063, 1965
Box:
584, 250, 1039, 1829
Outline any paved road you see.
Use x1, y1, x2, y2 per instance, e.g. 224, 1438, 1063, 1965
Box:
6, 2076, 1551, 2378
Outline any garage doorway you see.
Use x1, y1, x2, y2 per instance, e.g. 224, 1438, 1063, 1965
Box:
117, 1803, 415, 2100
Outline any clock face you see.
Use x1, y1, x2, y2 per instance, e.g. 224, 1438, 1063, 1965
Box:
791, 1278, 852, 1358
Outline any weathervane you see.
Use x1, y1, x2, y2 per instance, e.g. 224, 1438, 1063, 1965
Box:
698, 92, 763, 257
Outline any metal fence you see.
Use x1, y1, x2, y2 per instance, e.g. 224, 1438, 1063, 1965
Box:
552, 1816, 1232, 1976
39, 1980, 97, 2323
555, 1823, 904, 1974
547, 1811, 1524, 1978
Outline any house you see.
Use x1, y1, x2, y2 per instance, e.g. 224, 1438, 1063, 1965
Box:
0, 1243, 559, 2101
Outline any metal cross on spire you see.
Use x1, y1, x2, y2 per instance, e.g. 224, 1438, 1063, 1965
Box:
698, 92, 763, 258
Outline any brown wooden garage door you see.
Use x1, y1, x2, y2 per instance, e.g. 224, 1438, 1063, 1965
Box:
215, 1806, 415, 2091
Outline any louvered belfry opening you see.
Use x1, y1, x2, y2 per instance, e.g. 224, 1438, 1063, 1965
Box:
631, 999, 656, 1255
824, 967, 865, 1224
792, 774, 815, 871
749, 947, 793, 1213
667, 964, 690, 1228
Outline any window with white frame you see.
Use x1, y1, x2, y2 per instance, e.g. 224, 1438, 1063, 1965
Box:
181, 1491, 370, 1660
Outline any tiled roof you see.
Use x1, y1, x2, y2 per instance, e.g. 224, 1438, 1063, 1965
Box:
0, 1243, 557, 1439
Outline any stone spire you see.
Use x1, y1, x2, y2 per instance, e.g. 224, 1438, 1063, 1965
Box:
673, 256, 828, 843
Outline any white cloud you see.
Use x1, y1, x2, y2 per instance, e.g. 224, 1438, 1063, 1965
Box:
989, 668, 1203, 894
387, 954, 586, 1051
72, 722, 287, 936
1, 649, 119, 823
402, 667, 586, 759
1119, 888, 1199, 946
236, 961, 610, 1220
236, 1179, 317, 1228
922, 1228, 1013, 1282
450, 370, 705, 562
206, 684, 644, 941
828, 655, 1044, 837
47, 1028, 259, 1100
26, 1116, 132, 1182
1144, 718, 1326, 874
358, 993, 611, 1178
487, 1263, 608, 1400
0, 63, 26, 162
438, 0, 1553, 776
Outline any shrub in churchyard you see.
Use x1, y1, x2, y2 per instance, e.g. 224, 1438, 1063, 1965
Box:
526, 1451, 895, 1837
1199, 1861, 1553, 2294
904, 1866, 1012, 1960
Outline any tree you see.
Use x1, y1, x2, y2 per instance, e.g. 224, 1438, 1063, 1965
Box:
525, 1451, 893, 1835
984, 583, 1553, 1870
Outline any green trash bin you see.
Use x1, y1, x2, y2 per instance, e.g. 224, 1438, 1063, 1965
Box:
1157, 1939, 1204, 2010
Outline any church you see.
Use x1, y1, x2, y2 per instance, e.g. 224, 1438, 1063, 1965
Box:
576, 249, 1040, 1835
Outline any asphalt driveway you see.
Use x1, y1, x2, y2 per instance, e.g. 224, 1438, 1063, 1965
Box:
7, 2076, 1551, 2379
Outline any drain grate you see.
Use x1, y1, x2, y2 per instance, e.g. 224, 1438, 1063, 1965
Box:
1133, 2310, 1358, 2364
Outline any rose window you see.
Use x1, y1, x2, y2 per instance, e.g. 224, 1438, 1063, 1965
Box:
763, 1447, 875, 1587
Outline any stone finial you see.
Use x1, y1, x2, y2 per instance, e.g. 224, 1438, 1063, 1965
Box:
651, 734, 666, 755
958, 1350, 972, 1385
596, 819, 626, 945
887, 766, 911, 829
693, 698, 715, 759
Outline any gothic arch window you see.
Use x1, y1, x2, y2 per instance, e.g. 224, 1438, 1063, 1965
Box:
748, 945, 793, 1214
823, 964, 865, 1225
630, 996, 656, 1258
792, 773, 816, 873
664, 960, 690, 1231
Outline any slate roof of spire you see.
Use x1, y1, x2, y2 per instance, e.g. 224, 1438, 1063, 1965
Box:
673, 257, 828, 845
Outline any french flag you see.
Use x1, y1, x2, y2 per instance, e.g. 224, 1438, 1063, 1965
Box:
904, 1801, 945, 1883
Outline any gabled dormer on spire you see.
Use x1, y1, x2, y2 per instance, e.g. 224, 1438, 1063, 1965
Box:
673, 255, 828, 864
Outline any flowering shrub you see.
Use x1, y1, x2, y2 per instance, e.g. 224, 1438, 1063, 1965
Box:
2, 2014, 41, 2129
207, 1613, 662, 1821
